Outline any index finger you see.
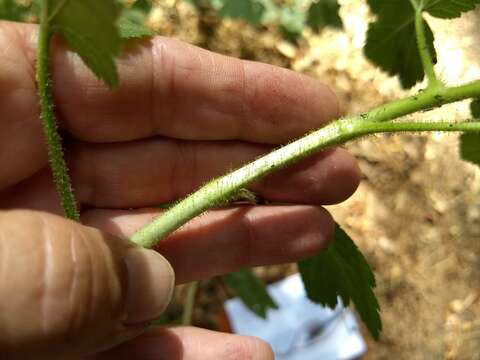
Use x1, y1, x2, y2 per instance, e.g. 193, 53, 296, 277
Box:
50, 35, 340, 144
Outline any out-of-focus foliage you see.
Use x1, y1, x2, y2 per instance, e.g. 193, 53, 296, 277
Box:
0, 0, 40, 22
189, 0, 343, 40
119, 0, 152, 26
460, 99, 480, 168
0, 1, 342, 42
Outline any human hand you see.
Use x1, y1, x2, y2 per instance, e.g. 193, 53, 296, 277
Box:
0, 21, 360, 359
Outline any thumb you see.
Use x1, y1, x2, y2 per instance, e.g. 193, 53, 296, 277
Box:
0, 210, 174, 360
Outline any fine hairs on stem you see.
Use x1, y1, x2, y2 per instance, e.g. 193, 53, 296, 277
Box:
36, 0, 79, 221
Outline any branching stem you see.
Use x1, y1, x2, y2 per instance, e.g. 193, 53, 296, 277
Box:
37, 1, 79, 221
131, 80, 480, 248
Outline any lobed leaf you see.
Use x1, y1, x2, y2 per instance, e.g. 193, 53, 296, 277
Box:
49, 0, 122, 87
424, 0, 480, 19
224, 269, 278, 319
365, 0, 436, 89
298, 224, 382, 340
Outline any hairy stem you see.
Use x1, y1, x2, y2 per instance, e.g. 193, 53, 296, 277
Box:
131, 80, 480, 248
365, 80, 480, 123
413, 3, 442, 89
37, 1, 79, 221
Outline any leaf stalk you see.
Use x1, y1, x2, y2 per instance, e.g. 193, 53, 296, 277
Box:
413, 3, 443, 89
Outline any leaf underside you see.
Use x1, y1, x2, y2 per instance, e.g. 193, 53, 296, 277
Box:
298, 224, 382, 340
224, 269, 278, 319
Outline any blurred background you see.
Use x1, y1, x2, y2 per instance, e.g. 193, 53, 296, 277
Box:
142, 2, 480, 358
144, 2, 480, 358
5, 0, 480, 358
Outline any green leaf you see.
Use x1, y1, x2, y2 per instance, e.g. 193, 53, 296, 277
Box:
471, 99, 480, 118
117, 0, 153, 39
365, 0, 436, 89
460, 133, 480, 167
298, 224, 382, 340
307, 0, 343, 31
424, 0, 480, 19
278, 5, 306, 42
0, 0, 29, 21
49, 0, 122, 87
119, 0, 152, 24
118, 17, 154, 39
460, 100, 480, 167
224, 269, 278, 318
219, 0, 265, 25
130, 0, 152, 13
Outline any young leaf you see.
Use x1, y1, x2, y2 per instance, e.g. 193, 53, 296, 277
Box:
49, 0, 122, 87
219, 0, 265, 25
298, 224, 382, 340
224, 269, 278, 319
365, 0, 436, 89
307, 0, 343, 32
424, 0, 480, 19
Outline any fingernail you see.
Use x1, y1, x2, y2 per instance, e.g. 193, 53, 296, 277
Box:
124, 248, 175, 325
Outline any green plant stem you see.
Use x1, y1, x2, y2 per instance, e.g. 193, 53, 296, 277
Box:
413, 2, 442, 89
132, 120, 480, 249
365, 80, 480, 123
37, 1, 79, 221
131, 81, 480, 249
181, 282, 198, 326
